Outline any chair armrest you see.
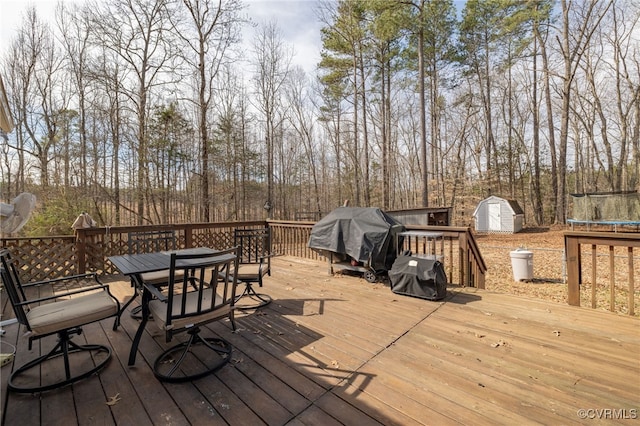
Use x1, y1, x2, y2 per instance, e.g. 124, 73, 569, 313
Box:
258, 253, 279, 262
143, 282, 167, 302
21, 273, 101, 288
16, 284, 111, 306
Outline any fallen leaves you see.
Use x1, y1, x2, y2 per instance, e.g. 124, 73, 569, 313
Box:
106, 393, 121, 406
479, 227, 638, 316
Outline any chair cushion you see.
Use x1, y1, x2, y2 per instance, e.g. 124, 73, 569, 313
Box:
27, 291, 119, 336
148, 288, 230, 332
140, 270, 184, 286
233, 263, 267, 281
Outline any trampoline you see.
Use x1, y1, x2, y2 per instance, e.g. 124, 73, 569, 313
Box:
569, 191, 640, 231
567, 219, 640, 232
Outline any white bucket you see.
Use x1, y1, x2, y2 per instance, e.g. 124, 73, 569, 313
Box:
510, 249, 533, 281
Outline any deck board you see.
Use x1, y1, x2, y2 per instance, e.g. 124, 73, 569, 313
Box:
1, 256, 639, 425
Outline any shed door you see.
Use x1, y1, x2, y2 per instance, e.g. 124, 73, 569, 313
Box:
488, 202, 501, 231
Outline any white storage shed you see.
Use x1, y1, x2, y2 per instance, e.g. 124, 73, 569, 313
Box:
473, 196, 524, 233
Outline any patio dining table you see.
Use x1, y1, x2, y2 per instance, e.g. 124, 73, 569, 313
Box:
109, 247, 219, 366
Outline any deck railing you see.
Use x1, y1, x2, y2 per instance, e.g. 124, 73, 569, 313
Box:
268, 222, 486, 288
0, 235, 77, 283
396, 225, 486, 288
1, 220, 486, 288
564, 231, 639, 316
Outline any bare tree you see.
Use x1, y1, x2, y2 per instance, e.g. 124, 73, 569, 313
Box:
56, 2, 93, 190
555, 0, 613, 222
605, 0, 639, 191
317, 76, 348, 208
90, 0, 178, 224
252, 21, 292, 217
285, 67, 322, 215
6, 8, 64, 190
212, 64, 250, 221
405, 0, 429, 207
2, 0, 639, 229
171, 0, 244, 222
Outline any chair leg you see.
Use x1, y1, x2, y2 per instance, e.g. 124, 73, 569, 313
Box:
114, 290, 138, 330
152, 327, 232, 383
8, 329, 111, 393
229, 310, 237, 331
234, 282, 272, 310
128, 289, 152, 366
119, 292, 153, 323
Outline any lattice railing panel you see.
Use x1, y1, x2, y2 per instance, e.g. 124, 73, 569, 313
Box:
2, 237, 77, 283
192, 230, 234, 250
101, 238, 133, 274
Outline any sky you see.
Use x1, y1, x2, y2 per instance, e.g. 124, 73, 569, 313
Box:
0, 0, 324, 74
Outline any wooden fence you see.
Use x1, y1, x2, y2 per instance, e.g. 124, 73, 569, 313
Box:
565, 231, 639, 316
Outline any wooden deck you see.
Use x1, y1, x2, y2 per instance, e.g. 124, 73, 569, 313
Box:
1, 256, 639, 425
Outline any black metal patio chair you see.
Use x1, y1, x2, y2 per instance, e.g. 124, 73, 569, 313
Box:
144, 246, 240, 382
233, 227, 274, 309
0, 248, 120, 393
120, 230, 179, 322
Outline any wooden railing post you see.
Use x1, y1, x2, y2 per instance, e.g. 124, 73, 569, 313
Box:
565, 235, 581, 306
629, 247, 635, 316
609, 245, 615, 312
76, 229, 86, 274
458, 232, 467, 287
184, 224, 193, 248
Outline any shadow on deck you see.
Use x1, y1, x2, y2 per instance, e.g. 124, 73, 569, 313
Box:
1, 256, 639, 425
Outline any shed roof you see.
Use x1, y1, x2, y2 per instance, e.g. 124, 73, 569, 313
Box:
473, 195, 524, 216
506, 199, 524, 215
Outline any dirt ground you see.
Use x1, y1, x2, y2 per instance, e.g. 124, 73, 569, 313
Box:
474, 225, 639, 317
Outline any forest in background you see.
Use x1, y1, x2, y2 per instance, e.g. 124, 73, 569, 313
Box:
0, 0, 638, 236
